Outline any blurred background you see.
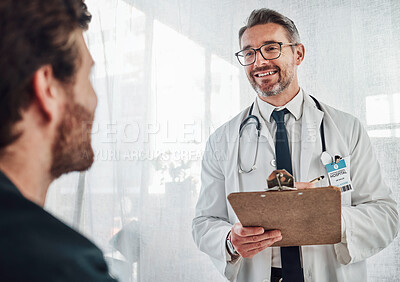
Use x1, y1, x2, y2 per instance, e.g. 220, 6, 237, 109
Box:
45, 0, 400, 281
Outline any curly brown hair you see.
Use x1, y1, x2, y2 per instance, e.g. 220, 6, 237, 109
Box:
0, 0, 91, 148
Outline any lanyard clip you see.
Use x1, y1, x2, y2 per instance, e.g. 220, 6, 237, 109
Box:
334, 155, 342, 164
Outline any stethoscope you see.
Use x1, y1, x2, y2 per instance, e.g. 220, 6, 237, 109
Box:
238, 96, 326, 173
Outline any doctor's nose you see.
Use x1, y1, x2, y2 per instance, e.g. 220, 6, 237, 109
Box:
254, 51, 268, 67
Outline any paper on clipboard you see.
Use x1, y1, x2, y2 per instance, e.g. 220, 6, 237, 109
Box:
227, 186, 341, 247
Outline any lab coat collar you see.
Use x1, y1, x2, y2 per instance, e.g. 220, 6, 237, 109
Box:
251, 99, 275, 150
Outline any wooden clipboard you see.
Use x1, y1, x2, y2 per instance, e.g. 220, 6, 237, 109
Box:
227, 186, 341, 247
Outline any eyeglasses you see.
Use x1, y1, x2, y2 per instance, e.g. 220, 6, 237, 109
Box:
235, 42, 298, 66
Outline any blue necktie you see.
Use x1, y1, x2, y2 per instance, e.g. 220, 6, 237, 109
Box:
271, 109, 304, 282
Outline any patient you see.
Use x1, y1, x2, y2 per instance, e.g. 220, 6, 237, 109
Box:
0, 0, 117, 281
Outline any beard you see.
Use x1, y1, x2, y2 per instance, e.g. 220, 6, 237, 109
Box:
50, 96, 95, 179
249, 63, 295, 98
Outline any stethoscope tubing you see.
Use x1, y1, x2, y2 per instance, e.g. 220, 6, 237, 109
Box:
238, 96, 326, 173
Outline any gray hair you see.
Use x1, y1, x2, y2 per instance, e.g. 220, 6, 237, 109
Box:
239, 9, 300, 45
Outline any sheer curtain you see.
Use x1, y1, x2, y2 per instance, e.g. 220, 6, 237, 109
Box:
45, 0, 400, 281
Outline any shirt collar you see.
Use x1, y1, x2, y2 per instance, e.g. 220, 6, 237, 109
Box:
256, 88, 304, 123
0, 169, 23, 197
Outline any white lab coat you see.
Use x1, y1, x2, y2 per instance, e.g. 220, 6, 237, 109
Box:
192, 92, 399, 282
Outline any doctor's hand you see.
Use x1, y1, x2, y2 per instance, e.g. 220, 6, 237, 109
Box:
230, 223, 282, 258
295, 182, 315, 189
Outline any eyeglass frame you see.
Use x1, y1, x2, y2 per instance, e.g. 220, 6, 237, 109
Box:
234, 41, 299, 66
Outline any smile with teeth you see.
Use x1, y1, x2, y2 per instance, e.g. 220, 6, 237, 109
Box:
255, 70, 278, 77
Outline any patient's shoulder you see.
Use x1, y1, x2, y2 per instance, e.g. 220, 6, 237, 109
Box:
0, 186, 115, 281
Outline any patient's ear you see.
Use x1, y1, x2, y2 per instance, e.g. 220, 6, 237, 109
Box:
31, 65, 63, 121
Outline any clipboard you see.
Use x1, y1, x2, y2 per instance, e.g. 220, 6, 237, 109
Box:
227, 186, 341, 247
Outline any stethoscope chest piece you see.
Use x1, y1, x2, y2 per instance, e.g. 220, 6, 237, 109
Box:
320, 151, 333, 165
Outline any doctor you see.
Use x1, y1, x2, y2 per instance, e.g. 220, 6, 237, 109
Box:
192, 8, 398, 282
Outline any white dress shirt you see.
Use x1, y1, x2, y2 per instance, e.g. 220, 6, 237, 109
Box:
256, 89, 304, 268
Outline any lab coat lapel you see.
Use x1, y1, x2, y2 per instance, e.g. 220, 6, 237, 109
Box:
231, 136, 241, 193
230, 109, 248, 193
300, 95, 324, 181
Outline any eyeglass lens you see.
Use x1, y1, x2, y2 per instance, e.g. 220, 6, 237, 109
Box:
237, 43, 281, 66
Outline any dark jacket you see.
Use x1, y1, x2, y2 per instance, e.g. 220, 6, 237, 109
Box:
0, 170, 117, 282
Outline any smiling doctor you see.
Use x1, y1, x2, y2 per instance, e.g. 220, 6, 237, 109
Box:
192, 8, 398, 282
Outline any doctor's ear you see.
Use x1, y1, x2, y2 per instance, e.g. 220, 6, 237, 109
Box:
295, 44, 305, 65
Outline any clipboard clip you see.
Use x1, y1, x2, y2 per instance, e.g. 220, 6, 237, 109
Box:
266, 169, 297, 191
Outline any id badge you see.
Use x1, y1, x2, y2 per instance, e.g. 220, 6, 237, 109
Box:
325, 156, 353, 193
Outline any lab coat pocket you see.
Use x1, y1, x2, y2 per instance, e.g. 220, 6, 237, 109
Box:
325, 154, 353, 207
340, 155, 352, 206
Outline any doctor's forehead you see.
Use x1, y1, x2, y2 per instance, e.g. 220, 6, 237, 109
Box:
240, 23, 290, 49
